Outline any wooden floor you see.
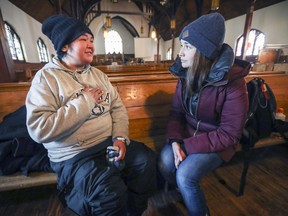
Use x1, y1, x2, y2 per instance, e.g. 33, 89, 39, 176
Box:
0, 144, 287, 216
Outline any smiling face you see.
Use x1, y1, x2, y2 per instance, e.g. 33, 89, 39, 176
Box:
61, 33, 94, 70
179, 39, 197, 68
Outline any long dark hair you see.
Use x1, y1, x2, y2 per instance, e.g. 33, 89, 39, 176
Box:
142, 190, 188, 216
185, 49, 213, 96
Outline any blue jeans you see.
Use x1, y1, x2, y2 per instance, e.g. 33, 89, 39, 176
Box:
158, 144, 223, 216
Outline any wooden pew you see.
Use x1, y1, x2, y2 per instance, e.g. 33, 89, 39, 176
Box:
0, 78, 177, 191
245, 73, 288, 117
14, 62, 46, 82
0, 73, 287, 193
248, 71, 286, 76
103, 70, 170, 77
13, 62, 171, 82
95, 64, 170, 73
116, 80, 177, 151
218, 73, 288, 196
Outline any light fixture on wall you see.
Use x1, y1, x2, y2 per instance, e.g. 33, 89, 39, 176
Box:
160, 0, 167, 5
103, 26, 108, 38
111, 0, 118, 3
106, 15, 112, 28
211, 0, 220, 11
140, 19, 144, 34
170, 18, 176, 30
151, 28, 156, 39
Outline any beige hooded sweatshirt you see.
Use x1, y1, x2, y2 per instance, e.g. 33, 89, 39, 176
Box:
26, 57, 129, 162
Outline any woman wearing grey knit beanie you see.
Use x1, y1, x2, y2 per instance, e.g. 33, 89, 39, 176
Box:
158, 13, 250, 216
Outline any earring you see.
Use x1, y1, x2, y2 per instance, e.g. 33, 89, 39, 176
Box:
61, 45, 68, 52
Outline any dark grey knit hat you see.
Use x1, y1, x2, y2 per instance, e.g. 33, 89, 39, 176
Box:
42, 15, 93, 54
179, 13, 225, 60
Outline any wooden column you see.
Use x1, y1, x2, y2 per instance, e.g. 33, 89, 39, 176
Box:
240, 0, 256, 60
195, 0, 203, 18
57, 0, 63, 14
156, 34, 161, 64
0, 9, 15, 83
171, 32, 175, 60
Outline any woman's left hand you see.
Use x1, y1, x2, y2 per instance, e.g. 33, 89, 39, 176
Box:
172, 142, 186, 169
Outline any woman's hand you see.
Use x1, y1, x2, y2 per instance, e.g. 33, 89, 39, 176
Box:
84, 85, 104, 104
172, 142, 186, 169
113, 140, 126, 161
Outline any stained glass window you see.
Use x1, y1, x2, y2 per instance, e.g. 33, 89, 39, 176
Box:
166, 47, 172, 60
37, 38, 49, 62
4, 22, 25, 61
235, 29, 265, 57
105, 30, 123, 54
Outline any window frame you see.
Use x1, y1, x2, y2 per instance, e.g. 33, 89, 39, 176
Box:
235, 28, 265, 63
37, 37, 49, 63
104, 30, 123, 55
4, 21, 25, 62
166, 47, 172, 60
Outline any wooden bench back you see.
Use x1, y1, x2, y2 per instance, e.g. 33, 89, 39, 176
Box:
1, 73, 288, 151
245, 74, 288, 116
0, 83, 30, 122
0, 79, 177, 151
115, 80, 177, 150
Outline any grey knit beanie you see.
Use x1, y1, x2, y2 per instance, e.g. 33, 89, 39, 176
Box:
42, 15, 93, 54
179, 13, 225, 60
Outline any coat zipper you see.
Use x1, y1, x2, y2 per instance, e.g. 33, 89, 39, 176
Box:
193, 120, 201, 137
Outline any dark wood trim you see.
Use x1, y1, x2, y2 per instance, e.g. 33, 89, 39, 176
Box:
240, 0, 256, 60
0, 9, 15, 83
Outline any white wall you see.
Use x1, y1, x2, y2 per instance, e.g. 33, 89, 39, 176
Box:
166, 1, 288, 60
1, 0, 287, 62
0, 0, 55, 62
225, 1, 288, 50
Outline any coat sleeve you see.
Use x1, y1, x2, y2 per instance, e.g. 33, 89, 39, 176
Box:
183, 77, 249, 154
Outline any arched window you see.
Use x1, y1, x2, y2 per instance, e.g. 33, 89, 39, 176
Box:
235, 29, 265, 62
105, 30, 123, 54
37, 38, 49, 62
166, 47, 172, 60
4, 22, 25, 61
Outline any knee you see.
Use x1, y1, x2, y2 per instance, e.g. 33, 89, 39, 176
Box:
68, 167, 128, 215
176, 167, 199, 188
158, 144, 174, 168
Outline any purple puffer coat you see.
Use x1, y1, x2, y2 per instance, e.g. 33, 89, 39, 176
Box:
167, 44, 250, 162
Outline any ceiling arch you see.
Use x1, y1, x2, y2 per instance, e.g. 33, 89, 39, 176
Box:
8, 0, 286, 41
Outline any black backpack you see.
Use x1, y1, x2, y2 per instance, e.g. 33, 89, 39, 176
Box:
241, 77, 277, 148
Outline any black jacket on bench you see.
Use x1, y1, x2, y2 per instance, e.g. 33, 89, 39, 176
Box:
0, 105, 52, 176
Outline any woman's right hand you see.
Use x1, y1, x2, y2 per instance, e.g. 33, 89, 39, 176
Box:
84, 85, 104, 104
172, 142, 186, 169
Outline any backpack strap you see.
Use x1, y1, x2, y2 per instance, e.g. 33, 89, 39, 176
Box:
245, 78, 260, 124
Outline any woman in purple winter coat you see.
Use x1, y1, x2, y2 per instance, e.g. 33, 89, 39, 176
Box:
158, 13, 250, 216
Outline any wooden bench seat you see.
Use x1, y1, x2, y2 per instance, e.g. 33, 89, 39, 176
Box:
0, 72, 287, 194
0, 172, 56, 192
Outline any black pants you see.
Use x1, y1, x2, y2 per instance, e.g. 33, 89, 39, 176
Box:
51, 139, 157, 216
